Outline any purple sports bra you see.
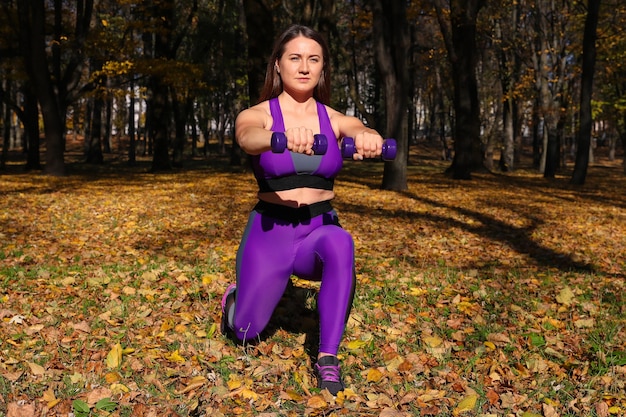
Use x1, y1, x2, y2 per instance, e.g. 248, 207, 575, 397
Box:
251, 98, 343, 192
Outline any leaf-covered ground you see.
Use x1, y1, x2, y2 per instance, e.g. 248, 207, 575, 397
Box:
1, 147, 625, 417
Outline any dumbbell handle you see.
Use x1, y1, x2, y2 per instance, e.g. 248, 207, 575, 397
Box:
341, 137, 397, 161
271, 132, 328, 155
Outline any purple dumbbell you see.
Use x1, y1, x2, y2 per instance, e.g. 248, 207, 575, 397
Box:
271, 132, 328, 155
341, 137, 397, 161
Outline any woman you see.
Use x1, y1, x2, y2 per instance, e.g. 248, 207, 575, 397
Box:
221, 24, 384, 396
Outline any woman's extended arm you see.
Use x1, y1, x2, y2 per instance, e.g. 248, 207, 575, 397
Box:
330, 110, 383, 160
234, 106, 274, 155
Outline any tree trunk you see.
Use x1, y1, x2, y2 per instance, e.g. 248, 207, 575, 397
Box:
171, 91, 186, 168
501, 98, 514, 171
128, 76, 137, 165
150, 78, 172, 172
103, 91, 113, 154
435, 0, 485, 180
372, 0, 409, 191
147, 0, 175, 172
17, 1, 66, 175
242, 0, 274, 105
1, 94, 9, 170
544, 130, 559, 178
22, 86, 42, 170
84, 96, 104, 164
571, 0, 601, 185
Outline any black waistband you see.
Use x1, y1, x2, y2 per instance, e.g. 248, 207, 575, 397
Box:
257, 175, 335, 192
253, 200, 333, 222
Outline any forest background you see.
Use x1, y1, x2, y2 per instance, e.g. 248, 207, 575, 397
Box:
1, 0, 625, 417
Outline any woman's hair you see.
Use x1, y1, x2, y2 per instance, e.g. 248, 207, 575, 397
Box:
258, 24, 331, 105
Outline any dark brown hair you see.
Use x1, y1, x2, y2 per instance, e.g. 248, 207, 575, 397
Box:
258, 24, 331, 104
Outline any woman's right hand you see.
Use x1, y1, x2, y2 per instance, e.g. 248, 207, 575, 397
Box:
284, 127, 316, 155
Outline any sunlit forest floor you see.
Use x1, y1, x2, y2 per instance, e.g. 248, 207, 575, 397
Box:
1, 138, 625, 417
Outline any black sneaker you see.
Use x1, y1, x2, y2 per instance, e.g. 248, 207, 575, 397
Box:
220, 284, 236, 336
314, 355, 345, 396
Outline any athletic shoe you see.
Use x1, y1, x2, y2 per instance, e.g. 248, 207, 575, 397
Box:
220, 283, 236, 335
314, 355, 345, 396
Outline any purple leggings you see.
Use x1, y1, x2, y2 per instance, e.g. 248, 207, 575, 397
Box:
231, 200, 356, 355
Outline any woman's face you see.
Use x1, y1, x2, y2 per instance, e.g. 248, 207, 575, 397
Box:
276, 36, 324, 97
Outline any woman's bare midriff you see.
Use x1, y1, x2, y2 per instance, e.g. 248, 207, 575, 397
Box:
258, 188, 335, 208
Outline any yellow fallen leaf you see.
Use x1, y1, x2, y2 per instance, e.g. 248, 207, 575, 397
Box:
281, 389, 303, 401
556, 286, 575, 305
227, 374, 243, 391
453, 394, 478, 415
307, 394, 327, 408
27, 362, 45, 376
409, 287, 427, 296
422, 335, 443, 347
207, 322, 217, 338
110, 383, 130, 394
160, 319, 174, 332
179, 312, 195, 322
418, 389, 446, 402
42, 389, 56, 402
366, 368, 384, 383
484, 341, 496, 350
105, 343, 123, 369
457, 301, 475, 313
42, 389, 60, 409
177, 376, 207, 394
385, 355, 404, 372
164, 349, 185, 364
347, 339, 368, 350
241, 388, 258, 402
105, 372, 121, 383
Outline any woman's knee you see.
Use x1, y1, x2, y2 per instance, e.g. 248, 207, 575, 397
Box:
318, 226, 354, 256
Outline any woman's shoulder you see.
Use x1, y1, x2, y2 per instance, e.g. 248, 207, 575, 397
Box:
324, 104, 351, 120
246, 100, 272, 114
237, 101, 273, 127
324, 105, 350, 129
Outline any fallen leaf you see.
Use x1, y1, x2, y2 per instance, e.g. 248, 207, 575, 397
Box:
177, 375, 207, 394
574, 318, 595, 328
487, 332, 512, 345
27, 362, 45, 376
422, 335, 443, 348
42, 389, 60, 409
307, 394, 327, 409
367, 368, 384, 382
164, 349, 186, 364
105, 343, 123, 368
86, 387, 113, 405
241, 388, 259, 402
347, 339, 369, 350
379, 408, 405, 416
556, 287, 575, 305
453, 394, 478, 415
538, 404, 560, 417
7, 402, 36, 417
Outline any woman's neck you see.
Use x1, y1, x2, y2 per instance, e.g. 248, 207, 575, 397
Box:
279, 91, 316, 107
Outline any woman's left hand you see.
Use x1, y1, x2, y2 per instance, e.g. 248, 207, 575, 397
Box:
352, 131, 384, 160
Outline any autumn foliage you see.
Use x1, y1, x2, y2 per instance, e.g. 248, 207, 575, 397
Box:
0, 149, 625, 416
